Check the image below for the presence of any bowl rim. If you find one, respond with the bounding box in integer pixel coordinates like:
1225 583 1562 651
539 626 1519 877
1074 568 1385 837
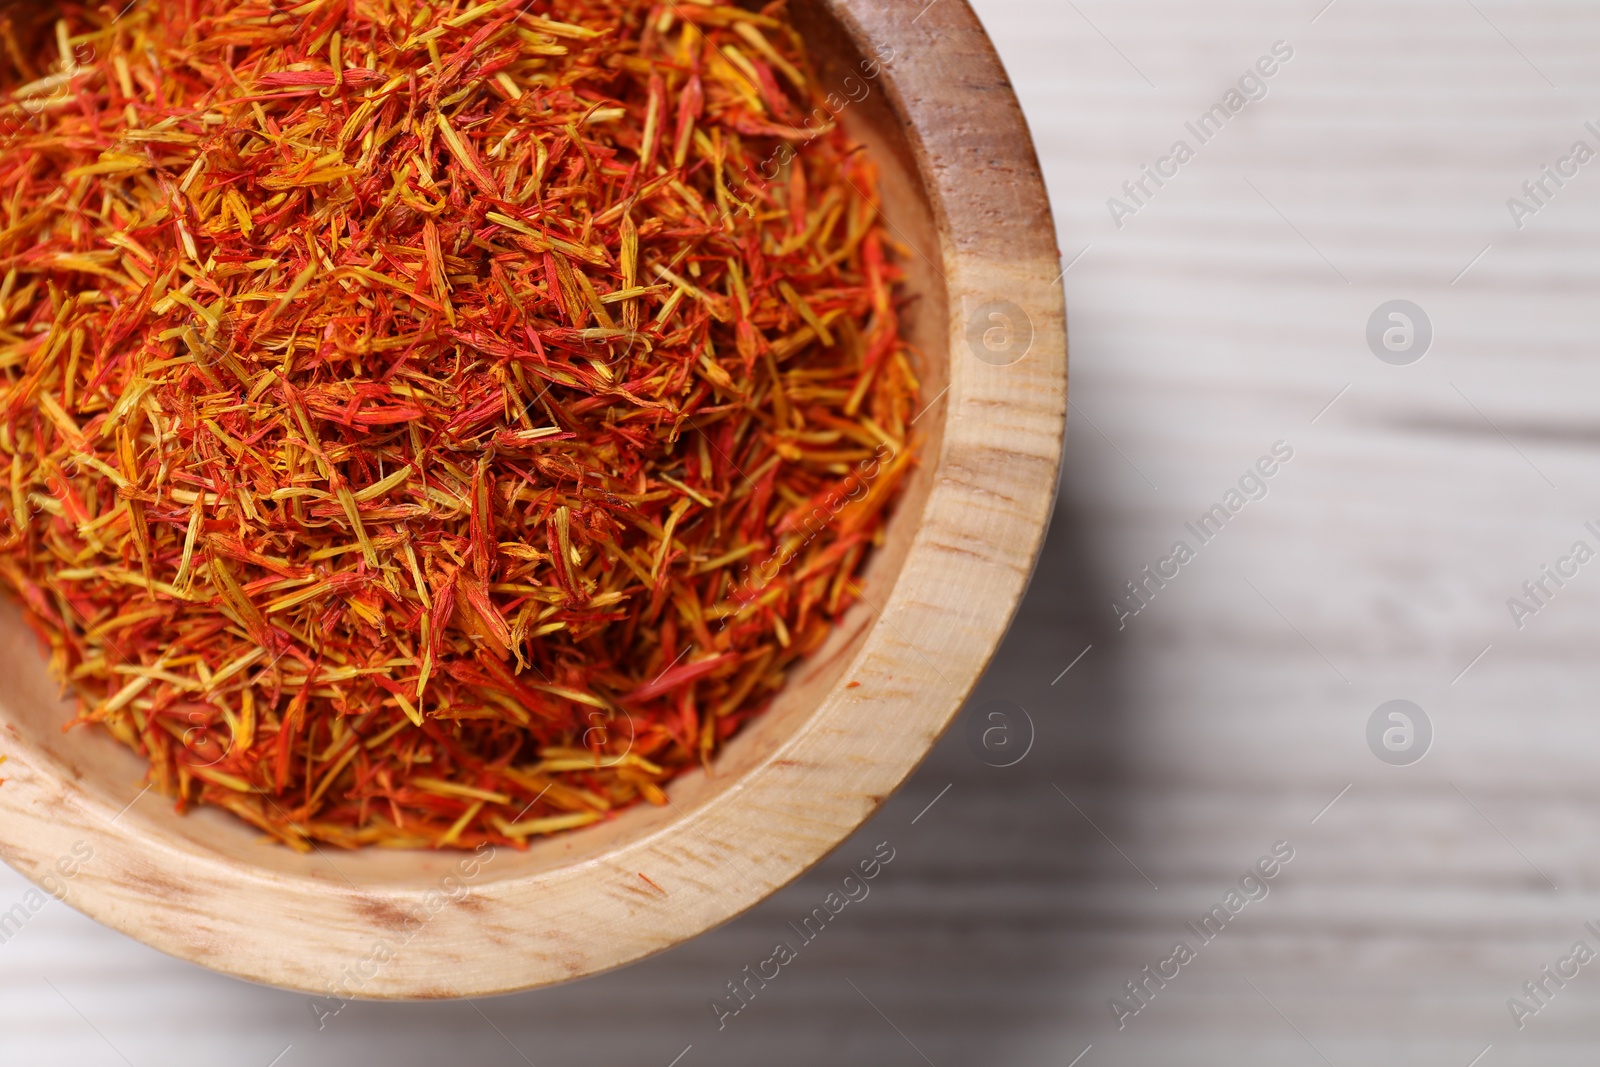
0 0 1066 998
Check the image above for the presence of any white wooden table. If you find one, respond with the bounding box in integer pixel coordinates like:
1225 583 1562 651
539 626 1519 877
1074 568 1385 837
5 1 1599 1063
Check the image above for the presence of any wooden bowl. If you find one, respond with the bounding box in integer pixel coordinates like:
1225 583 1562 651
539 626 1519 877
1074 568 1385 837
0 0 1065 996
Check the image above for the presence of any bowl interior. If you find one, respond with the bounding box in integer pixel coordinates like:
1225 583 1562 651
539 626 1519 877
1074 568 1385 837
0 3 950 894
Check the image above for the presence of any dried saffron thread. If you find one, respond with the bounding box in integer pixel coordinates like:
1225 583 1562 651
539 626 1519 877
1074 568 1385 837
0 0 918 851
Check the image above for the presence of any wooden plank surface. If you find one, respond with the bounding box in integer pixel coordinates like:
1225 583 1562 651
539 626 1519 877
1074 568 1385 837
4 0 1599 1063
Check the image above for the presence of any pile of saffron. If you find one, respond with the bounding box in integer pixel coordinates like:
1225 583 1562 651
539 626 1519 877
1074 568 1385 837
0 0 917 849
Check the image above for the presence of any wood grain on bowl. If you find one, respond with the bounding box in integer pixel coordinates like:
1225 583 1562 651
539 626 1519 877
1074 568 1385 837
0 0 1065 996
